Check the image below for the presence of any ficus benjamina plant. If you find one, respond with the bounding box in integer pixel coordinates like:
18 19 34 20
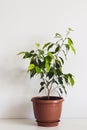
18 28 76 99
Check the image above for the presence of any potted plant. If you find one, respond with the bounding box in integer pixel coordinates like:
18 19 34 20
18 28 76 127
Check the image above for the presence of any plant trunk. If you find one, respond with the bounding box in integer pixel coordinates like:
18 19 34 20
47 82 53 100
47 89 50 100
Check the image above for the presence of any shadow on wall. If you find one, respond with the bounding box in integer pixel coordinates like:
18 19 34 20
0 53 40 95
0 57 39 118
0 97 34 119
0 55 33 91
8 102 34 119
0 64 28 85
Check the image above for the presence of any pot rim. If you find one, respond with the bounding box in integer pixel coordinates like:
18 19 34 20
31 96 64 104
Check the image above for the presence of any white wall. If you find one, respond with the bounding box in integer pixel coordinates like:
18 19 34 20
0 0 87 118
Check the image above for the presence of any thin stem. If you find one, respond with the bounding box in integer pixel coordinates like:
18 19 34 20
47 79 53 99
48 89 50 100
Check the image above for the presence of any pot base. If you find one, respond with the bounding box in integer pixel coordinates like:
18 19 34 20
36 120 60 127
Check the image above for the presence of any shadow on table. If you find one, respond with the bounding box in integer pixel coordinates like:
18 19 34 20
10 118 37 126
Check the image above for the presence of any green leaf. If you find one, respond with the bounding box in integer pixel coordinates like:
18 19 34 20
36 43 40 48
68 38 76 54
45 57 51 72
55 60 61 68
65 44 70 51
19 50 35 59
55 45 60 52
29 69 36 78
61 85 67 94
30 58 37 66
70 45 76 54
28 64 35 71
64 74 69 84
45 61 50 72
40 82 45 86
68 27 73 31
43 42 51 49
53 79 58 85
48 52 54 59
18 52 33 59
17 52 25 55
35 66 41 74
46 68 54 79
23 52 32 59
38 49 44 55
55 33 62 38
32 53 37 57
68 74 75 86
69 77 74 86
30 50 34 53
58 77 63 85
59 88 63 94
39 87 44 93
62 50 67 59
47 44 54 50
68 38 73 46
54 69 57 75
59 57 64 64
56 67 62 76
50 51 56 54
45 56 51 64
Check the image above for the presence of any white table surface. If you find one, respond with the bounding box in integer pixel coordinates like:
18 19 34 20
0 118 87 130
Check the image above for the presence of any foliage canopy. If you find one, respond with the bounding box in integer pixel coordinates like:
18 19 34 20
18 28 76 99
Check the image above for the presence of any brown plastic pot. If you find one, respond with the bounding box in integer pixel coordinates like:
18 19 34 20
31 96 64 127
